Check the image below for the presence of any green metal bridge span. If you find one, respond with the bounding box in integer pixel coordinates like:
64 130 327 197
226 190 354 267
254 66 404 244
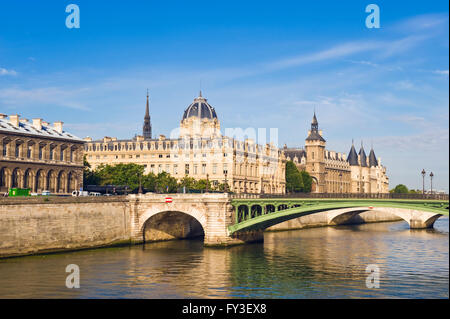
228 198 449 234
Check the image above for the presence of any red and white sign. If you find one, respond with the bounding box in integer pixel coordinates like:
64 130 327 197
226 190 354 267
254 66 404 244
165 197 173 203
368 206 374 209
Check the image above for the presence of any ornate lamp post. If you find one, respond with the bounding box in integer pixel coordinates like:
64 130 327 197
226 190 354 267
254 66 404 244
430 172 434 195
421 169 426 195
138 171 143 194
224 171 228 193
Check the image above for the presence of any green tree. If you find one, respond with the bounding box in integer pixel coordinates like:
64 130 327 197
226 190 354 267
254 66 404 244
299 170 312 193
154 172 178 193
95 163 144 191
83 155 100 186
285 161 303 193
142 172 157 192
178 176 196 190
392 184 409 193
194 179 211 191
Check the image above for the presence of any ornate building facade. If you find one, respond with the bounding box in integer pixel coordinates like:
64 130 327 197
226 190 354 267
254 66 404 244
84 92 286 194
283 113 389 193
0 114 84 194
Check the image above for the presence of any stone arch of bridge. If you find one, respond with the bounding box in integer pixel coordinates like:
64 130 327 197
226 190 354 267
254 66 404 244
327 207 442 229
139 207 207 243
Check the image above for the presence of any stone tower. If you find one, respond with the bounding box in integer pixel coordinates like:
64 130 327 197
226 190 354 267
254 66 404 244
143 90 152 139
305 112 326 193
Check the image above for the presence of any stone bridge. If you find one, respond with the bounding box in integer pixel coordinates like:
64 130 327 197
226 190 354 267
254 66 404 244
129 194 448 246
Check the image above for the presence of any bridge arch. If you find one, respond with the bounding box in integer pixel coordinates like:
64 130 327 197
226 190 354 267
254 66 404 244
229 200 447 234
327 207 443 229
139 208 207 243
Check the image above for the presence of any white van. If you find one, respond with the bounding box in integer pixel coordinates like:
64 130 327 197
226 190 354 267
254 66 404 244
72 190 89 197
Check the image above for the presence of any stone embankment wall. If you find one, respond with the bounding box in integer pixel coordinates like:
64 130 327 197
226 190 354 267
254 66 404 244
0 197 130 258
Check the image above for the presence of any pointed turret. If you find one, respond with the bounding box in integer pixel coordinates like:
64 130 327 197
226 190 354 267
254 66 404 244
143 90 152 139
368 147 378 167
359 141 367 167
347 140 359 166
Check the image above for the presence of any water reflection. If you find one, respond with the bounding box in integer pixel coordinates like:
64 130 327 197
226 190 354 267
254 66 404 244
0 218 448 298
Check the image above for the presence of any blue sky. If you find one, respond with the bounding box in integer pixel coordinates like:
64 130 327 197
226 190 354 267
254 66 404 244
0 1 448 191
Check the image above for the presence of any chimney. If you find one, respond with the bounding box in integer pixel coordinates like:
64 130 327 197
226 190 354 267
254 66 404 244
32 118 43 130
53 121 63 133
0 113 7 119
9 114 20 127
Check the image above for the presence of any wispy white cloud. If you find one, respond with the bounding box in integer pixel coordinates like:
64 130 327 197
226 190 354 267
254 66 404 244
0 87 90 110
0 67 17 76
434 69 449 76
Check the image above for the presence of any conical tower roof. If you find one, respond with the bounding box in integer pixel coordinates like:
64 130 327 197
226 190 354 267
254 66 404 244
368 147 378 167
359 142 368 167
347 141 358 166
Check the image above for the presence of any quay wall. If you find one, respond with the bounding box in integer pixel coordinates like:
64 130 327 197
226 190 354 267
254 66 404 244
0 197 130 258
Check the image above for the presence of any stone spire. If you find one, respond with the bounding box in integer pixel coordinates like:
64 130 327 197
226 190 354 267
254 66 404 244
143 90 152 139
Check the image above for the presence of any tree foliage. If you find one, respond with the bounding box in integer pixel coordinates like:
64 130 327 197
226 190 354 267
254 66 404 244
300 170 313 193
286 161 303 192
391 184 409 193
285 161 312 193
84 162 224 193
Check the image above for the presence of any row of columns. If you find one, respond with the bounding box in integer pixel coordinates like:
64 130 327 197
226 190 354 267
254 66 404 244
0 166 80 194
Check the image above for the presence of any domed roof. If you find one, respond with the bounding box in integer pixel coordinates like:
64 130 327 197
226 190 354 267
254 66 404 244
182 91 218 121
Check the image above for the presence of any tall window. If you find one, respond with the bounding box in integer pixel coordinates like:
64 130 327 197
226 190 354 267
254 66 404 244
193 164 198 175
2 142 7 156
185 164 189 175
202 164 206 174
27 145 32 158
15 144 20 158
212 163 217 174
173 164 178 175
39 145 44 160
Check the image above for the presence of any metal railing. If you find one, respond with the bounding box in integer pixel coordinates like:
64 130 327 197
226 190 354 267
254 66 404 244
231 192 449 200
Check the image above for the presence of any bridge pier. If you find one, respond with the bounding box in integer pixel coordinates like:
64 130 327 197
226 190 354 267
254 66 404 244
409 214 442 229
205 230 264 247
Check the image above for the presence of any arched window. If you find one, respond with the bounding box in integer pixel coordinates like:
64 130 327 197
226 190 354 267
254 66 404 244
24 169 31 189
11 168 19 188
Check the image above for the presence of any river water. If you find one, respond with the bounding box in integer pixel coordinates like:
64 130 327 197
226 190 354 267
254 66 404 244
0 218 448 299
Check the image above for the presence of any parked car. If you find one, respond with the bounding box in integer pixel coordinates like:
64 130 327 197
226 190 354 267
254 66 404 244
89 192 101 197
41 190 51 196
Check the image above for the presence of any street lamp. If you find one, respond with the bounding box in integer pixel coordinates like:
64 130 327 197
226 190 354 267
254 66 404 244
430 172 434 195
138 172 143 194
421 169 426 195
224 171 228 193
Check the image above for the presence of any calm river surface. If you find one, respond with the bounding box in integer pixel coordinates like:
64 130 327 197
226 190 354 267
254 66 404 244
0 218 448 298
